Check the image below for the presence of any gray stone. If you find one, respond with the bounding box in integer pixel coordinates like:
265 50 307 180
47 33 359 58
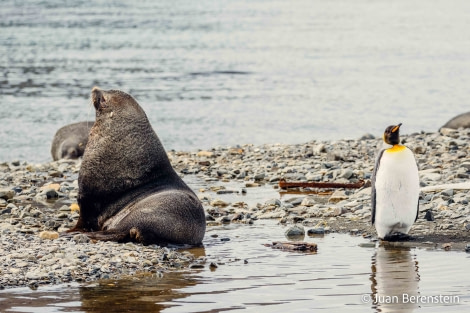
265 199 282 207
300 197 316 207
340 169 353 179
285 225 305 238
441 189 454 197
73 234 90 244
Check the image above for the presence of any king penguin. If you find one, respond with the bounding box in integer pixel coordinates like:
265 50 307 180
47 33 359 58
371 123 420 240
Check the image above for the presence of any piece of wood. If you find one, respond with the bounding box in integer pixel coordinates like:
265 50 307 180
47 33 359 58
264 241 318 252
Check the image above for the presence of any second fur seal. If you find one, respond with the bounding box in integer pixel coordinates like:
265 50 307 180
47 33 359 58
51 121 94 160
440 111 470 130
69 87 206 245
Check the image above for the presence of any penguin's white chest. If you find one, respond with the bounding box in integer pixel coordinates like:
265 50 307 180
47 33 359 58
374 147 419 238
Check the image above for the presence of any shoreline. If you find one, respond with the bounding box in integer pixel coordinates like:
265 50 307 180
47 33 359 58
1 128 469 289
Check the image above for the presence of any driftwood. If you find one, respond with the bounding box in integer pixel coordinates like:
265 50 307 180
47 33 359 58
279 179 365 190
264 241 318 252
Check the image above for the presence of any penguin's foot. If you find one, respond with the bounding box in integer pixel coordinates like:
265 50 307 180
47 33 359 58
383 232 414 242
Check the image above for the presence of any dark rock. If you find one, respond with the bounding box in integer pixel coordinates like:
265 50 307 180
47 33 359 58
307 227 325 235
424 210 434 221
0 208 12 215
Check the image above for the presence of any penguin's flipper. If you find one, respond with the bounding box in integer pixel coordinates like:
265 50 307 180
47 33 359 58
371 149 385 225
415 203 419 222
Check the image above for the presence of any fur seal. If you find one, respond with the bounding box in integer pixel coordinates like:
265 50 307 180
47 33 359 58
440 111 470 129
51 121 93 160
69 87 206 245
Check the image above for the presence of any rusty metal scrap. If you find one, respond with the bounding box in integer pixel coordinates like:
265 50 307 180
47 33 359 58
278 179 365 190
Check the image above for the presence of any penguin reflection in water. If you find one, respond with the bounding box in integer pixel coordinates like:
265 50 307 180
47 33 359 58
371 123 420 240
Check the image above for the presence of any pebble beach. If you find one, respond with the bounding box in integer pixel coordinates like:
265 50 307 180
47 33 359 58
1 128 469 290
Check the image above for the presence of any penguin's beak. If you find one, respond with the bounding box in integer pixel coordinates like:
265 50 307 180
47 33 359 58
392 123 402 133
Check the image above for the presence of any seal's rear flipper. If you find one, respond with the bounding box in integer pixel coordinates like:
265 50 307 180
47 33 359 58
83 230 130 243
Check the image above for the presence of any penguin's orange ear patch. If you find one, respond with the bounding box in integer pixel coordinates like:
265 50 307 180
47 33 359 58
386 145 406 153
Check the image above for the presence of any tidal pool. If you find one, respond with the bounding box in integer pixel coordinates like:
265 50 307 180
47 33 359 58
0 219 468 312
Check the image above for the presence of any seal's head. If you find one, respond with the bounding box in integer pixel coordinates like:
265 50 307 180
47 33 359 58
60 140 80 159
91 87 141 119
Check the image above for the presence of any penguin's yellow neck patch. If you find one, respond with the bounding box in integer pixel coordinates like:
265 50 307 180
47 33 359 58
386 144 406 153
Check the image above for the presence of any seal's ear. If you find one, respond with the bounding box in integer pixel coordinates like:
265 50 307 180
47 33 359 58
91 87 106 110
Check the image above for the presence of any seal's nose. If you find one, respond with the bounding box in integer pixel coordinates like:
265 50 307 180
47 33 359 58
91 87 105 110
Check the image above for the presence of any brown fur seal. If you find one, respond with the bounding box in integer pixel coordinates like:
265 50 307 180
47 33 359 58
441 111 470 129
69 87 206 245
51 121 93 160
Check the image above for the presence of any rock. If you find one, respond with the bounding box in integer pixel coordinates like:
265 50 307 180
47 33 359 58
25 271 47 280
332 207 347 216
38 188 59 199
73 234 90 243
313 144 326 155
413 146 426 154
307 227 325 235
285 225 305 238
210 199 230 207
340 169 353 179
441 189 454 197
39 231 59 240
216 216 231 224
327 150 344 161
196 151 214 157
285 197 304 206
420 172 442 181
253 173 265 181
300 197 316 207
40 183 61 191
0 189 15 200
70 203 80 212
265 199 282 207
442 243 452 251
329 190 348 203
424 210 434 221
305 172 322 181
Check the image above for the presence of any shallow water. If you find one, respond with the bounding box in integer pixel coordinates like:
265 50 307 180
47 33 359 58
0 221 469 313
1 0 470 162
